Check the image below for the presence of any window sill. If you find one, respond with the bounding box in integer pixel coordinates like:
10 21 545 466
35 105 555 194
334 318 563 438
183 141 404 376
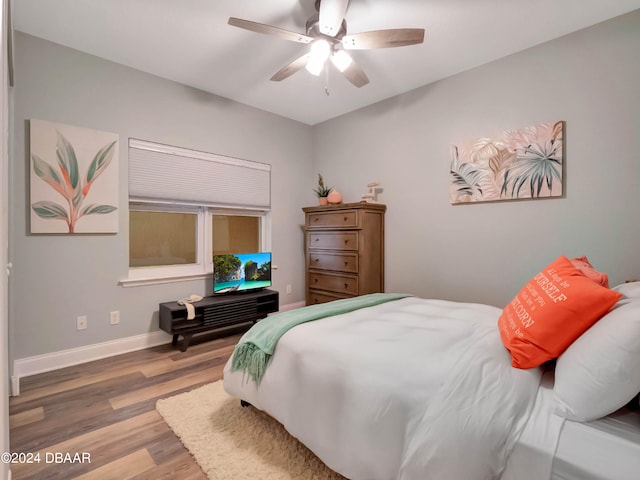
119 273 208 288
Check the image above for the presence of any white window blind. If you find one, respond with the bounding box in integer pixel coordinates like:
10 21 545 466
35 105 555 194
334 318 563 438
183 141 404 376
128 139 271 209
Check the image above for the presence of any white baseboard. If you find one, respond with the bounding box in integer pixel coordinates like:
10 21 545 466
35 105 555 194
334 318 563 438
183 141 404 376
10 376 19 397
11 300 305 396
11 330 172 396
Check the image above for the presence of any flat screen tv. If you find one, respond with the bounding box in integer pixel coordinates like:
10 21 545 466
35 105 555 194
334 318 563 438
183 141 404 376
213 252 272 294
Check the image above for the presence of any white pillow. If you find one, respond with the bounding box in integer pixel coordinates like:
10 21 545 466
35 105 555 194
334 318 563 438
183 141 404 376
612 281 640 298
553 298 640 422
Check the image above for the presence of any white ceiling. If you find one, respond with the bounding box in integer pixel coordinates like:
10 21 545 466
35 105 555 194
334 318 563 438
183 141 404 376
13 0 640 125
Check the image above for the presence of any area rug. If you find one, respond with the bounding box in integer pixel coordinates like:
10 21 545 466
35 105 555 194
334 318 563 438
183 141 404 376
156 381 345 480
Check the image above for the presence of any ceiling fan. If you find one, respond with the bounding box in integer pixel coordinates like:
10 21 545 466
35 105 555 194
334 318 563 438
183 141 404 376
228 0 425 88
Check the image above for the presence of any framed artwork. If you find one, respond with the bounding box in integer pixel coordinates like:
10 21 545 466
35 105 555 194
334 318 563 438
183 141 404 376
30 119 119 233
450 120 564 204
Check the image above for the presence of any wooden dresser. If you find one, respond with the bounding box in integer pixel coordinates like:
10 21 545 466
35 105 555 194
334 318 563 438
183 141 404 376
303 202 386 305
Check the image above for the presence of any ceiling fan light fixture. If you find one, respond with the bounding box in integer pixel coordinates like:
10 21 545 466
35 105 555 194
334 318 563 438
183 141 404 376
330 50 353 72
309 39 331 61
305 39 331 76
305 58 325 76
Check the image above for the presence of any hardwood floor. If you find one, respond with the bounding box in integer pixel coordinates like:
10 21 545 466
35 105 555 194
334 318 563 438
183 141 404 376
9 329 247 479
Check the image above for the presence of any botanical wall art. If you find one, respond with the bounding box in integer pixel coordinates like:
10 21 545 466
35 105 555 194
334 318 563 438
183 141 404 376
30 119 119 233
450 120 564 204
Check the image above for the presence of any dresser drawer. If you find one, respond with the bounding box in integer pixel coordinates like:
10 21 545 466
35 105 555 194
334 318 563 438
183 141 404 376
308 272 358 295
308 252 358 273
308 232 358 250
307 210 358 228
307 289 353 305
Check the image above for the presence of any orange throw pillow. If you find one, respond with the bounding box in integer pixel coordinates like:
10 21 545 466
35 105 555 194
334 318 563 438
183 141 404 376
498 255 622 369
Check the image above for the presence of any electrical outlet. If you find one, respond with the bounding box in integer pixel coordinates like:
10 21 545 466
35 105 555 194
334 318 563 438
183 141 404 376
77 315 87 330
110 311 120 325
286 284 292 295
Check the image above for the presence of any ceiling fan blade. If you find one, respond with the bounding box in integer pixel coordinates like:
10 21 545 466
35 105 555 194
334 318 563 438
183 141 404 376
318 0 349 37
334 55 369 88
228 17 313 44
270 53 311 81
342 28 425 50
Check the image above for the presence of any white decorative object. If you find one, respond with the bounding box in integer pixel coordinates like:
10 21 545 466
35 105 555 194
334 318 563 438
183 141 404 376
361 182 381 203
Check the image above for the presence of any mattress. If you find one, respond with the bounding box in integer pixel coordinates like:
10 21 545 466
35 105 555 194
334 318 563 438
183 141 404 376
506 370 640 480
552 407 640 480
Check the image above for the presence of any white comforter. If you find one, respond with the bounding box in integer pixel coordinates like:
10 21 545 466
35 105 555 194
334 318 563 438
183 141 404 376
223 297 544 480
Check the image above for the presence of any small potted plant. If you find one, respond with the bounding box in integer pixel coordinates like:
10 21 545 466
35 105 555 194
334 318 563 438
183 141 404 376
313 173 333 205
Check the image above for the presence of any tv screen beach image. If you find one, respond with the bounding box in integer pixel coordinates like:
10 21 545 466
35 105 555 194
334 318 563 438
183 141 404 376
213 252 272 293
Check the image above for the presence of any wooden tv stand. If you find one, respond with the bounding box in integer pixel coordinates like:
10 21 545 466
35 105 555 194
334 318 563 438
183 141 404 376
159 289 279 351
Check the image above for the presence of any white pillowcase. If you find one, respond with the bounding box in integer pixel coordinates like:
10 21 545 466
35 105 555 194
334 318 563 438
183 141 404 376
553 296 640 422
612 280 640 298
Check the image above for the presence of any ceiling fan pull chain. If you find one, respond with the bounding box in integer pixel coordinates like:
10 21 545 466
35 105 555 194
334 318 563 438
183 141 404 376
324 65 330 96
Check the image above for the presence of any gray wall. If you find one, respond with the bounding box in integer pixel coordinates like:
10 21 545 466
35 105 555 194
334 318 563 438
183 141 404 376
313 10 640 307
10 33 311 360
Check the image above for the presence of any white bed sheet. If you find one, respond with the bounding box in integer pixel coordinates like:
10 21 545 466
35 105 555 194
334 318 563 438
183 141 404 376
503 371 565 480
551 407 640 480
505 371 640 480
224 297 547 480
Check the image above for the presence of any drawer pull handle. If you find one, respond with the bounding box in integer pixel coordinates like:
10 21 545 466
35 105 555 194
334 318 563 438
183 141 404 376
314 278 319 283
313 258 319 262
344 282 349 288
344 239 349 244
344 261 348 266
314 217 319 222
344 216 348 222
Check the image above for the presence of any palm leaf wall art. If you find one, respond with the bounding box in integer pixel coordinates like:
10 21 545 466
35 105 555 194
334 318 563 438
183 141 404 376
30 119 119 233
449 121 564 204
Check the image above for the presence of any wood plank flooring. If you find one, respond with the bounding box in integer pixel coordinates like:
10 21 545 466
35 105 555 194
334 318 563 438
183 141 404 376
9 329 246 480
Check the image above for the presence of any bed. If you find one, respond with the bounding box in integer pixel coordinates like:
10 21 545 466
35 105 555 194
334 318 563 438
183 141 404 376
223 257 640 480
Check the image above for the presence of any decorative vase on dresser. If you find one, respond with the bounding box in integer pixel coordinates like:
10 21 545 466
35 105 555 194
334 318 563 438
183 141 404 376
302 202 386 305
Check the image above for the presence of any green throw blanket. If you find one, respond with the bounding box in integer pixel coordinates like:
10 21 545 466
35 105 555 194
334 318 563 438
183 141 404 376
230 293 411 384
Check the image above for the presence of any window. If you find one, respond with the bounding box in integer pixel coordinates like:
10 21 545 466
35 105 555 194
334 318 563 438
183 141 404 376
212 214 260 255
124 139 271 286
129 209 197 267
127 204 269 284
